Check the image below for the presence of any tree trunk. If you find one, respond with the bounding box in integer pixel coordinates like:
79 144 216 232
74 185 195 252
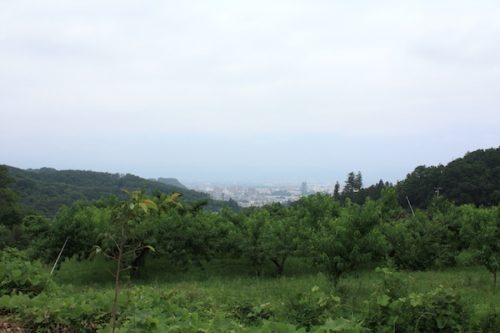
131 247 149 278
270 256 287 276
494 270 497 290
111 246 123 333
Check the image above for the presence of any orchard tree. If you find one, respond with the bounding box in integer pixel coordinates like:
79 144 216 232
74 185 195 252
262 204 310 275
381 212 444 270
471 206 500 289
125 192 184 275
237 209 270 276
49 203 111 261
150 209 231 271
95 190 180 333
315 199 386 285
293 193 341 231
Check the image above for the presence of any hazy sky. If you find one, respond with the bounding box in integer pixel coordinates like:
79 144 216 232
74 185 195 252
1 1 499 184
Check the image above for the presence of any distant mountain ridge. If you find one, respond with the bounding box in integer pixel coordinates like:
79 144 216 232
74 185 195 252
3 165 236 216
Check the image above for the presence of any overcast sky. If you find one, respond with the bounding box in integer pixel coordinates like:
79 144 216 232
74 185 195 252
1 1 499 184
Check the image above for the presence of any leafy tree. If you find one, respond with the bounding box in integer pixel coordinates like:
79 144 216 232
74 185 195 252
236 209 270 276
0 166 23 247
46 202 111 262
378 188 404 220
382 212 444 270
333 181 340 200
262 204 309 275
397 165 444 209
354 172 363 191
469 205 500 289
148 208 232 273
292 193 341 231
397 147 500 208
17 214 51 257
96 190 180 333
315 200 387 285
343 172 356 194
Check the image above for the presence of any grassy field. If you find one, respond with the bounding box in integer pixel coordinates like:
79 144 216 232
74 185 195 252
51 256 500 327
2 255 498 332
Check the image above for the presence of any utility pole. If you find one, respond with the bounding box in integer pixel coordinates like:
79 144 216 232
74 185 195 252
406 196 415 216
434 186 443 198
50 237 69 275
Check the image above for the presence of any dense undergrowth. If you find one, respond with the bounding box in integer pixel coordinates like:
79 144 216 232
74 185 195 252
0 253 499 332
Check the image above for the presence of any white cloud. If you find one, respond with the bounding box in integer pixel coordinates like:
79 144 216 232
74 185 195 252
0 0 499 182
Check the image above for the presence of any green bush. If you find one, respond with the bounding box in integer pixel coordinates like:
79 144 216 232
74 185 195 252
0 288 112 332
0 248 50 297
231 301 274 325
472 306 500 333
286 286 341 329
365 268 471 332
311 318 369 333
366 286 469 333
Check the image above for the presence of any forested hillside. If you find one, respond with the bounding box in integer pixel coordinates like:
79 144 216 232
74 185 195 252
397 147 500 208
2 166 236 215
334 147 500 209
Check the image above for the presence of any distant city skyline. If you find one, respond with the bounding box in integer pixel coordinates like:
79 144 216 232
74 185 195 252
1 1 499 184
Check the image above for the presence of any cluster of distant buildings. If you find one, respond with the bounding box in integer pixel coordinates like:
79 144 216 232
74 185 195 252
187 182 335 207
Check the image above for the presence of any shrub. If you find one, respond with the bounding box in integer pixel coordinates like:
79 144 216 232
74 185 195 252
311 318 369 333
0 248 50 297
231 301 274 325
471 306 500 333
365 268 471 332
366 286 469 333
286 286 341 329
0 288 111 332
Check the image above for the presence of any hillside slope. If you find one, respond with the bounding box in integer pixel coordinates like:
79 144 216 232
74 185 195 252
3 166 236 215
397 147 500 207
156 177 186 189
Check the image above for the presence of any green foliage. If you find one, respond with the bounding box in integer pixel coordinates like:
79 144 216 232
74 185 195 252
3 164 236 216
315 200 387 284
0 265 496 333
472 306 500 333
382 212 446 270
312 318 368 333
232 204 312 276
3 149 500 332
292 193 341 231
0 166 23 229
398 147 500 208
0 288 111 332
375 267 408 300
231 301 274 325
0 248 50 297
47 203 111 261
149 209 232 271
236 209 271 276
469 205 500 288
286 286 341 329
17 214 51 252
367 269 470 333
0 166 24 249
